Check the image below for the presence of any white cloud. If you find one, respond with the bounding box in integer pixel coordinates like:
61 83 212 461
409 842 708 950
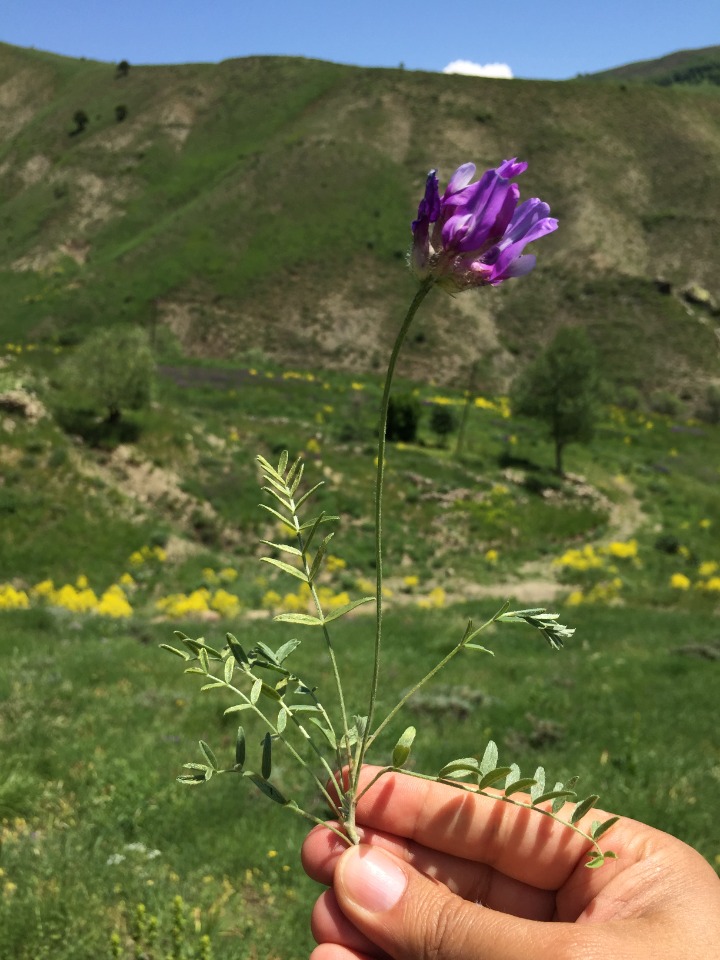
442 60 514 79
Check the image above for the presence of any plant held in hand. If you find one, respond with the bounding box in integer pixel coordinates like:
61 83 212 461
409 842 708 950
162 159 618 868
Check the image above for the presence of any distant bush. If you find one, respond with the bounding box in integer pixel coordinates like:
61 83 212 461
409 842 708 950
429 404 457 444
654 533 680 555
696 384 720 424
386 393 421 443
615 385 642 410
649 390 683 417
70 109 89 136
61 325 155 425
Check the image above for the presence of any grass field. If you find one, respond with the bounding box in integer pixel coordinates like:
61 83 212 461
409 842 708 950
1 345 719 958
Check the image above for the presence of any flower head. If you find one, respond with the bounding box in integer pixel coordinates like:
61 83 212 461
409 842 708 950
411 159 557 290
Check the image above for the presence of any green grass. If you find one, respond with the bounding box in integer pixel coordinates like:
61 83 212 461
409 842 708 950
1 344 719 957
1 601 718 960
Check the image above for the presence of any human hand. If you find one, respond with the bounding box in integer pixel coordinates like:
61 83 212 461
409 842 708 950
302 766 720 960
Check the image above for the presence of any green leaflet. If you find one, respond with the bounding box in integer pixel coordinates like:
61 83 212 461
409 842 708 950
571 795 600 824
439 758 480 779
294 481 325 511
259 539 302 557
477 766 513 790
322 597 375 623
392 726 416 768
273 613 323 626
261 733 272 779
260 557 308 582
224 656 235 684
199 741 218 770
275 639 301 663
479 741 498 775
504 777 538 798
159 643 191 660
258 503 295 531
308 533 334 583
235 726 246 768
530 767 546 802
591 816 620 841
244 772 288 805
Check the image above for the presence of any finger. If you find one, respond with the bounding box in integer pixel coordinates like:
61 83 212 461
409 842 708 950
311 889 390 958
349 767 620 890
310 945 376 960
332 843 585 960
303 822 556 920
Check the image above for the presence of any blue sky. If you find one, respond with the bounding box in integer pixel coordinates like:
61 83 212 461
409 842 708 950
2 0 719 80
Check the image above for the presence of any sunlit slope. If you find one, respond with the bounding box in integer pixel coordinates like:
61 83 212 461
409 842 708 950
1 43 719 393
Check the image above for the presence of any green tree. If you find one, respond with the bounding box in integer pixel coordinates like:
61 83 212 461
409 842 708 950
429 404 457 446
386 393 421 443
70 109 89 136
63 326 155 424
511 327 599 476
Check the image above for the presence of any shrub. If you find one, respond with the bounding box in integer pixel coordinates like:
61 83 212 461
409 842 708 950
429 404 457 444
60 325 155 425
386 393 421 443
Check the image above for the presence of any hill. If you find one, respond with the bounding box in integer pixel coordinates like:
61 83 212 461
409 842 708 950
590 45 720 87
1 42 719 397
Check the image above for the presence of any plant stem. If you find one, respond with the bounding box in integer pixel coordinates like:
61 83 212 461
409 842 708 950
351 277 434 794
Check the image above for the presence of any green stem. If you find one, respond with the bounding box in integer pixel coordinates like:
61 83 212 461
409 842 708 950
377 768 605 857
367 605 505 750
291 510 353 778
351 277 435 794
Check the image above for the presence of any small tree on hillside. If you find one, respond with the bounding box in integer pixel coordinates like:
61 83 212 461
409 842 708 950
70 109 89 136
429 403 457 446
63 326 155 424
386 393 421 443
511 327 600 476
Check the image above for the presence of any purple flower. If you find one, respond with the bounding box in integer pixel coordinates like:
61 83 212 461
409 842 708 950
411 159 558 290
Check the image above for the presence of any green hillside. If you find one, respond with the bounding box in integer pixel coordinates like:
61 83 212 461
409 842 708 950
591 45 720 87
1 42 719 398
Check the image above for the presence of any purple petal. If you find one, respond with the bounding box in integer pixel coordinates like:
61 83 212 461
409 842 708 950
444 162 476 198
412 170 440 233
491 254 537 283
496 157 528 178
444 174 517 253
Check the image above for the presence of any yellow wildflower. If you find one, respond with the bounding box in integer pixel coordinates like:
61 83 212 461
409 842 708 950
670 573 691 591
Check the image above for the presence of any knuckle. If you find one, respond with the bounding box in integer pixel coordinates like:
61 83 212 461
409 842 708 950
419 894 465 960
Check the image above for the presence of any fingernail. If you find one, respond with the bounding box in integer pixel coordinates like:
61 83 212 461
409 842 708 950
341 846 408 913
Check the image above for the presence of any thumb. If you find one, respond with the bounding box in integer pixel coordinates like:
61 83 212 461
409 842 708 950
333 844 552 960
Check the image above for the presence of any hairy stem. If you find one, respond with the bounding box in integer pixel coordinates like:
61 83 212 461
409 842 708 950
352 277 435 795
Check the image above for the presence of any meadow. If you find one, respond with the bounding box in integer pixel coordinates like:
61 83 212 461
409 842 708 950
1 345 720 959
